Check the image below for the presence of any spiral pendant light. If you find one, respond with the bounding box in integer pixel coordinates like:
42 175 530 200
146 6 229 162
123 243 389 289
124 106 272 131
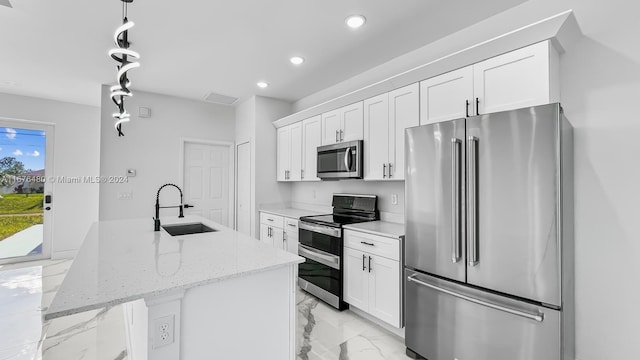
109 0 140 136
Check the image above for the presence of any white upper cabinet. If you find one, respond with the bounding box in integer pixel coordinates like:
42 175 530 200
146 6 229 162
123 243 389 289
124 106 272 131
276 126 290 182
363 93 389 180
321 102 363 145
420 66 474 125
277 116 320 182
364 83 419 181
301 116 321 181
289 122 302 181
473 41 558 115
388 83 419 180
420 41 559 124
341 102 364 143
277 122 302 182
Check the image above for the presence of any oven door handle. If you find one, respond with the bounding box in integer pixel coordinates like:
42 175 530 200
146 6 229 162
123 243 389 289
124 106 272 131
298 244 340 270
299 221 342 238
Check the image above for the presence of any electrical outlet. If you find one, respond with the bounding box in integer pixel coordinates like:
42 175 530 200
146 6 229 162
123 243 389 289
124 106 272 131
153 315 174 348
117 192 133 200
391 194 398 205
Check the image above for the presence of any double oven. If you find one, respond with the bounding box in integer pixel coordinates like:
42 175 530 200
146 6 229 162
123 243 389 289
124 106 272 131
298 221 345 309
297 194 378 310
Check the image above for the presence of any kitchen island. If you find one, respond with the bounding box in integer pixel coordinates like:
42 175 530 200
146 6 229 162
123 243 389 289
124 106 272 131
45 216 303 360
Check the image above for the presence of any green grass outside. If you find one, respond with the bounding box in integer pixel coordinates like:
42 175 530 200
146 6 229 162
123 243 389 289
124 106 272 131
0 215 43 241
0 193 44 214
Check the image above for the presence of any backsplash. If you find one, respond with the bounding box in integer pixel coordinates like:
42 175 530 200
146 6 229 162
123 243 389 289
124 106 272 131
290 180 405 223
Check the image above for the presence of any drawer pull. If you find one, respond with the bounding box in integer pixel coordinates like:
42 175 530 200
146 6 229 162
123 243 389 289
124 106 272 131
267 219 273 222
360 241 375 246
287 223 297 227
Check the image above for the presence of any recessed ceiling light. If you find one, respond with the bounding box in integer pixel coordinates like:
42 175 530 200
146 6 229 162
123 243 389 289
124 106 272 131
345 15 366 29
257 82 269 89
290 56 305 65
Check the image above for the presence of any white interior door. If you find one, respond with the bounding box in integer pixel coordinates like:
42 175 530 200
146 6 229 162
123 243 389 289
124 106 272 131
236 141 251 236
0 120 53 264
183 142 231 226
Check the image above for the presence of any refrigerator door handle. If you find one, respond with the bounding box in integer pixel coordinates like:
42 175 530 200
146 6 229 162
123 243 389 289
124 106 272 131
451 138 462 263
467 136 479 266
407 274 544 322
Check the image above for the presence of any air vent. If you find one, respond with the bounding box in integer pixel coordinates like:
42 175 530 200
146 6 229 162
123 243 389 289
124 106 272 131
204 92 238 106
0 0 12 8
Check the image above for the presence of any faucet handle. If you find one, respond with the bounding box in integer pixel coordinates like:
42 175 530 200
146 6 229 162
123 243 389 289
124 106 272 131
184 204 194 208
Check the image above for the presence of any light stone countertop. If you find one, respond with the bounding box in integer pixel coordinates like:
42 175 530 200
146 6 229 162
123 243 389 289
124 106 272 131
343 221 405 239
259 206 324 219
45 215 303 320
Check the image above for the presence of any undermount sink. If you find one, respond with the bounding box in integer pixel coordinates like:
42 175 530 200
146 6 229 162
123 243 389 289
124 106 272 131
162 222 217 236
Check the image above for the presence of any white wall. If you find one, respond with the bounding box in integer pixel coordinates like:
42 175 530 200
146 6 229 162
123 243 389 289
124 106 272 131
291 181 404 221
290 2 640 359
99 86 235 221
0 92 100 258
235 97 256 237
235 96 292 238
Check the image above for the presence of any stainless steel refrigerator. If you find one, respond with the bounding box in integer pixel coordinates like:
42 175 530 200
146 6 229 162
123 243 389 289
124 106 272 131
404 103 574 360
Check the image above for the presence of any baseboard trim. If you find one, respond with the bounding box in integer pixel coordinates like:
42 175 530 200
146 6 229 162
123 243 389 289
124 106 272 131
349 306 405 338
51 250 77 260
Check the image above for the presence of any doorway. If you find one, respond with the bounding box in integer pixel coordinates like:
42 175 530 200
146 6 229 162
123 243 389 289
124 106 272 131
181 140 234 227
0 120 54 264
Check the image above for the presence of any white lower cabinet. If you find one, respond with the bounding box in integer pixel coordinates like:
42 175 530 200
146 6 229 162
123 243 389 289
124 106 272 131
259 212 298 254
343 229 402 328
344 247 370 310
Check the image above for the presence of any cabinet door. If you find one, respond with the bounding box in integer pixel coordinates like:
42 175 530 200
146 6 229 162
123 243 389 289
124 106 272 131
271 227 285 250
284 218 299 254
420 66 473 125
473 41 552 115
343 247 369 311
389 83 419 180
276 126 290 181
289 122 302 181
321 109 342 145
368 254 401 328
363 93 389 180
260 224 274 246
302 116 321 181
341 102 364 142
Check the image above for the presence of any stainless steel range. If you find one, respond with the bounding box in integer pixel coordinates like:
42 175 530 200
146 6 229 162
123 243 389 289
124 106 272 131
298 194 378 310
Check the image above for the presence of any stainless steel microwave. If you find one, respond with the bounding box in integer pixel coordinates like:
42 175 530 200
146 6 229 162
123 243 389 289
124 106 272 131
316 140 363 180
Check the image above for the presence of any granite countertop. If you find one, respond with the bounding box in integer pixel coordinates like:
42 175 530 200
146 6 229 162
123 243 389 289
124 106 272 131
259 206 324 219
45 216 303 320
343 221 405 239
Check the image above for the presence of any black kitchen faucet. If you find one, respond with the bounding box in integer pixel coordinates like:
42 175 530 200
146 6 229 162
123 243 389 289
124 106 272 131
154 183 193 231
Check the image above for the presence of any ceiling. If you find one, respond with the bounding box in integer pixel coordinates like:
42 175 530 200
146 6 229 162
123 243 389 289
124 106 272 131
0 0 526 107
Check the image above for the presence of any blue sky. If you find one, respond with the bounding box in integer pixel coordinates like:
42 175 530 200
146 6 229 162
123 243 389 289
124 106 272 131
0 127 45 171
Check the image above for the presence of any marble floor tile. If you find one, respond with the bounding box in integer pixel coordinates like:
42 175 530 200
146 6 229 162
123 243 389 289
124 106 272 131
295 288 412 360
0 259 128 360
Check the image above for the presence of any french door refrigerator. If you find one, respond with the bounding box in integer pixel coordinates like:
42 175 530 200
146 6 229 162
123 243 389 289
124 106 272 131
404 103 574 360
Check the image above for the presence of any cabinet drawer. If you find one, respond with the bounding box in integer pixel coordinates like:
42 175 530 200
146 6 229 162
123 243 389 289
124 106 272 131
344 230 400 261
260 212 284 228
284 218 299 232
